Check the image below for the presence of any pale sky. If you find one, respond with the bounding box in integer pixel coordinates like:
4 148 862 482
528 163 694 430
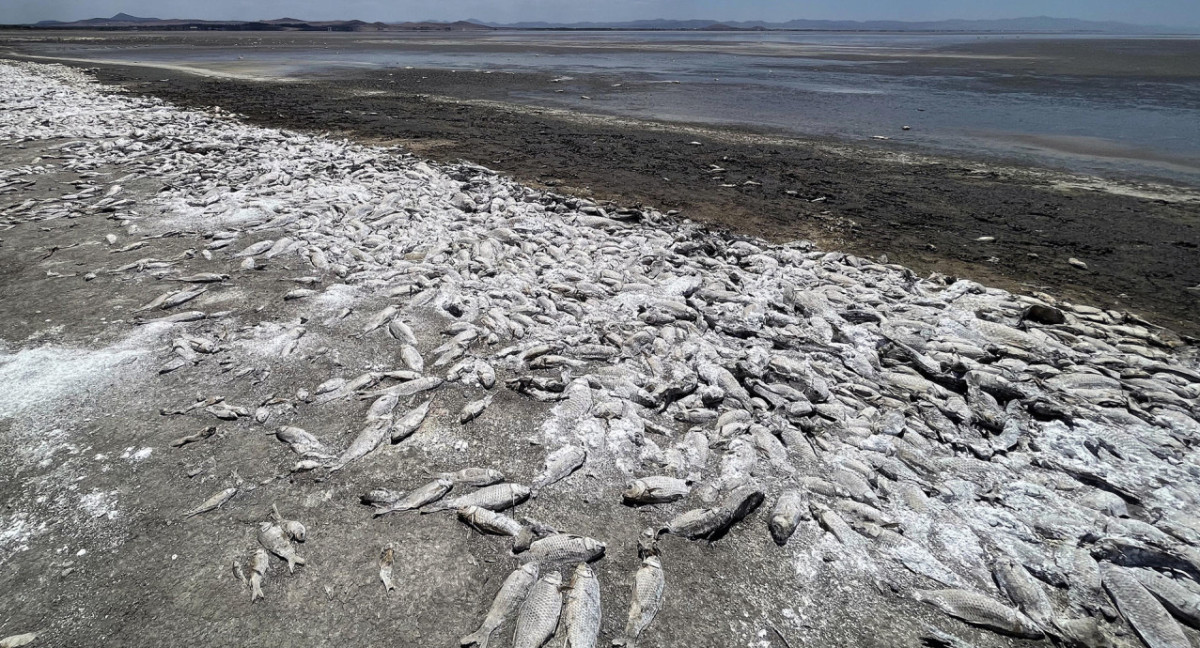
6 0 1199 27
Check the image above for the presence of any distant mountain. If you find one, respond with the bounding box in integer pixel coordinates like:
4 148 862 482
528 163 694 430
22 14 495 31
491 16 1198 34
16 14 1196 34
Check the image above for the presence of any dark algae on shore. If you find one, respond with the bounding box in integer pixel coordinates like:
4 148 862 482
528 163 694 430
35 60 1200 336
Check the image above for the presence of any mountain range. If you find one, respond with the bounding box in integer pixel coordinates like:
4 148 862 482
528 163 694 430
13 13 1197 34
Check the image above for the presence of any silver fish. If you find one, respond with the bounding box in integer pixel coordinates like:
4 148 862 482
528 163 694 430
616 556 665 648
248 548 269 602
513 571 563 648
458 506 524 537
380 544 396 593
271 505 307 542
400 345 424 372
768 489 808 546
992 556 1054 631
361 305 399 335
182 487 237 519
376 478 454 516
438 467 505 487
388 319 418 345
522 535 606 567
460 563 540 648
531 445 586 497
426 483 531 513
258 522 306 573
329 419 391 472
1101 564 1190 648
1134 568 1200 629
623 476 689 505
563 563 602 648
391 400 432 443
271 426 332 459
461 395 493 424
912 589 1042 639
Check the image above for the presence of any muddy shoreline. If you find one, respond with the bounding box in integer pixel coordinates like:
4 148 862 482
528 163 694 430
11 53 1198 335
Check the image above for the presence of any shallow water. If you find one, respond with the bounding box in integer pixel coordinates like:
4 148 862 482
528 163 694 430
26 31 1200 185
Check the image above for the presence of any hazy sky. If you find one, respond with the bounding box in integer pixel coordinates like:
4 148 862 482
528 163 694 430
6 0 1200 27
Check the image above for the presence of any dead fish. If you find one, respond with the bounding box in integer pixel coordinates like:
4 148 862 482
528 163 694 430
360 305 399 336
258 522 306 573
388 319 418 345
514 518 561 554
425 483 531 513
513 571 563 648
0 634 38 648
768 489 808 546
329 420 391 472
623 476 690 505
461 396 493 424
380 544 396 593
360 376 443 400
183 487 237 519
458 505 524 537
437 467 505 487
912 589 1043 639
522 535 606 567
1133 568 1200 629
1101 564 1190 648
563 563 602 648
365 392 400 422
375 478 454 516
206 403 248 420
616 556 665 648
248 548 269 602
235 240 274 257
531 445 587 497
271 504 307 542
391 400 432 443
992 556 1055 631
271 426 333 459
476 361 496 389
171 273 227 283
284 288 317 301
161 287 207 309
400 345 424 372
460 563 540 648
170 426 216 448
361 488 402 510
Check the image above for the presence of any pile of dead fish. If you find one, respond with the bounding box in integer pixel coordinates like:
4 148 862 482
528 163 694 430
4 60 1200 647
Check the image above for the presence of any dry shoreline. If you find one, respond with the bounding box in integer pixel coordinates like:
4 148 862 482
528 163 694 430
2 44 1198 336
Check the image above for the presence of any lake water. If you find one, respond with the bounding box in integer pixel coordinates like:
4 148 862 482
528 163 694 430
23 31 1200 185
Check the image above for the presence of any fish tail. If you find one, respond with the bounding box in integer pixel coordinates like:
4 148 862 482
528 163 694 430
459 628 491 648
251 581 264 601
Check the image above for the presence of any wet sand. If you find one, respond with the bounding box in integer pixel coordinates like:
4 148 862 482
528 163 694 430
2 34 1198 335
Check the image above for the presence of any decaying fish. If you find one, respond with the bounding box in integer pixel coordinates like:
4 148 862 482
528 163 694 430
438 467 506 487
258 522 306 573
271 504 307 542
379 544 396 593
461 563 540 648
248 548 269 602
170 426 216 448
531 445 587 497
768 489 808 546
375 478 454 516
912 589 1042 639
329 419 391 472
513 571 563 648
623 476 690 505
616 556 665 648
458 505 525 537
271 426 333 459
391 400 432 443
563 562 602 648
182 486 237 519
1101 564 1190 648
460 395 493 424
522 535 606 567
426 483 531 513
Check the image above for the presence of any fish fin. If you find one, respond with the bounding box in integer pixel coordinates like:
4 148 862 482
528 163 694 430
459 630 491 648
251 582 264 601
